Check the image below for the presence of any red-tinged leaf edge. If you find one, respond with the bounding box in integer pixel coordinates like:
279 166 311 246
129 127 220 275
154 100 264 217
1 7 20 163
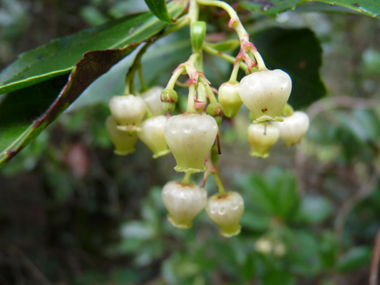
0 45 138 167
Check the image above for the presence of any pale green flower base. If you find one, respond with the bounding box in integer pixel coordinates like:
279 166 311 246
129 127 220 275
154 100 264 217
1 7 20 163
167 214 192 229
152 149 171 159
250 150 269 158
174 165 207 173
116 125 141 132
253 115 284 123
219 225 241 238
114 148 136 156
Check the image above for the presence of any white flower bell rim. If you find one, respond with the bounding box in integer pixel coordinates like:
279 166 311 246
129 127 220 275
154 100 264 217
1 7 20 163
218 81 242 118
247 123 279 158
109 95 147 132
105 116 138 156
239 69 292 123
138 115 171 159
165 113 218 173
273 111 310 146
162 181 208 229
205 191 244 237
142 86 166 116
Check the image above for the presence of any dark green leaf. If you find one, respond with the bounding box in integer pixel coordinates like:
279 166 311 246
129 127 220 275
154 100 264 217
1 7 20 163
263 269 296 285
240 0 302 17
144 0 175 23
293 195 333 224
336 246 372 272
0 2 187 167
240 0 380 18
252 27 326 109
0 1 186 95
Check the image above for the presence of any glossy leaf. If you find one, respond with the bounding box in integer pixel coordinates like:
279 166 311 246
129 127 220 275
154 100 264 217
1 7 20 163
252 27 326 109
0 2 187 167
0 1 186 95
144 0 175 23
240 0 380 18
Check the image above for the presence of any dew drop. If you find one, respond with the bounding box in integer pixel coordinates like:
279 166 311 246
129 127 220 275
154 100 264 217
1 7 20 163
218 206 226 215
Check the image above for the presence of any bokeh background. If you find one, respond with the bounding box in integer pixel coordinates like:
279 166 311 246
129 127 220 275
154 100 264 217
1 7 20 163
0 0 380 284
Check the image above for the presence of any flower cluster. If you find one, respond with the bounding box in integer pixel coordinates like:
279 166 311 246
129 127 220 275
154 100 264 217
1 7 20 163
105 0 310 237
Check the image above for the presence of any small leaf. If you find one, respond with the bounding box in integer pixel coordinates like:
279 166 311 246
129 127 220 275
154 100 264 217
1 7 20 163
206 40 240 52
144 0 175 23
293 195 333 224
336 246 372 272
252 27 326 108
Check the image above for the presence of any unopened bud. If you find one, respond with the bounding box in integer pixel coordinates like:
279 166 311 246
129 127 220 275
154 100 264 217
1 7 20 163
161 89 178 114
206 103 224 125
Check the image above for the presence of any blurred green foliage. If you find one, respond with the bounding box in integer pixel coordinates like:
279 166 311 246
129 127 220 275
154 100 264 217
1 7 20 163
0 0 380 284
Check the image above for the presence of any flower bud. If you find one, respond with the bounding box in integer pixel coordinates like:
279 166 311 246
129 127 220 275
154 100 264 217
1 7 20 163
138 115 170 158
205 191 244 237
206 102 224 125
142 86 166 116
165 113 218 173
109 95 147 132
218 81 242 118
161 89 178 114
162 181 207 229
247 123 279 158
239 69 292 123
272 111 309 146
105 116 138 155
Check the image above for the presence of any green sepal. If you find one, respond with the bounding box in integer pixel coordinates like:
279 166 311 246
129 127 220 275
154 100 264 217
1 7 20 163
161 88 178 114
206 102 224 125
282 103 294 117
191 21 206 52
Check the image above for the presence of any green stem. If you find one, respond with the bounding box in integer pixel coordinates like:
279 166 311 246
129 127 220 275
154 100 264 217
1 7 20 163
199 76 217 103
196 0 249 44
250 50 267 71
187 83 197 113
138 63 148 92
229 59 242 82
166 66 186 89
203 43 250 74
181 172 192 185
162 16 190 37
212 172 226 194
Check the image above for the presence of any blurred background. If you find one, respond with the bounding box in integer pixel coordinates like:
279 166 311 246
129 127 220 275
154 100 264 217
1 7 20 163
0 0 380 284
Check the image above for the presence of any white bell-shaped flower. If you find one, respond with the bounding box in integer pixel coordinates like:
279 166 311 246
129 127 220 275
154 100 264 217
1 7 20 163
109 95 147 132
247 123 279 158
239 69 292 123
165 113 218 173
105 116 138 156
273 111 309 146
218 81 242 118
162 181 208 229
138 115 170 158
142 86 166 116
206 191 244 237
